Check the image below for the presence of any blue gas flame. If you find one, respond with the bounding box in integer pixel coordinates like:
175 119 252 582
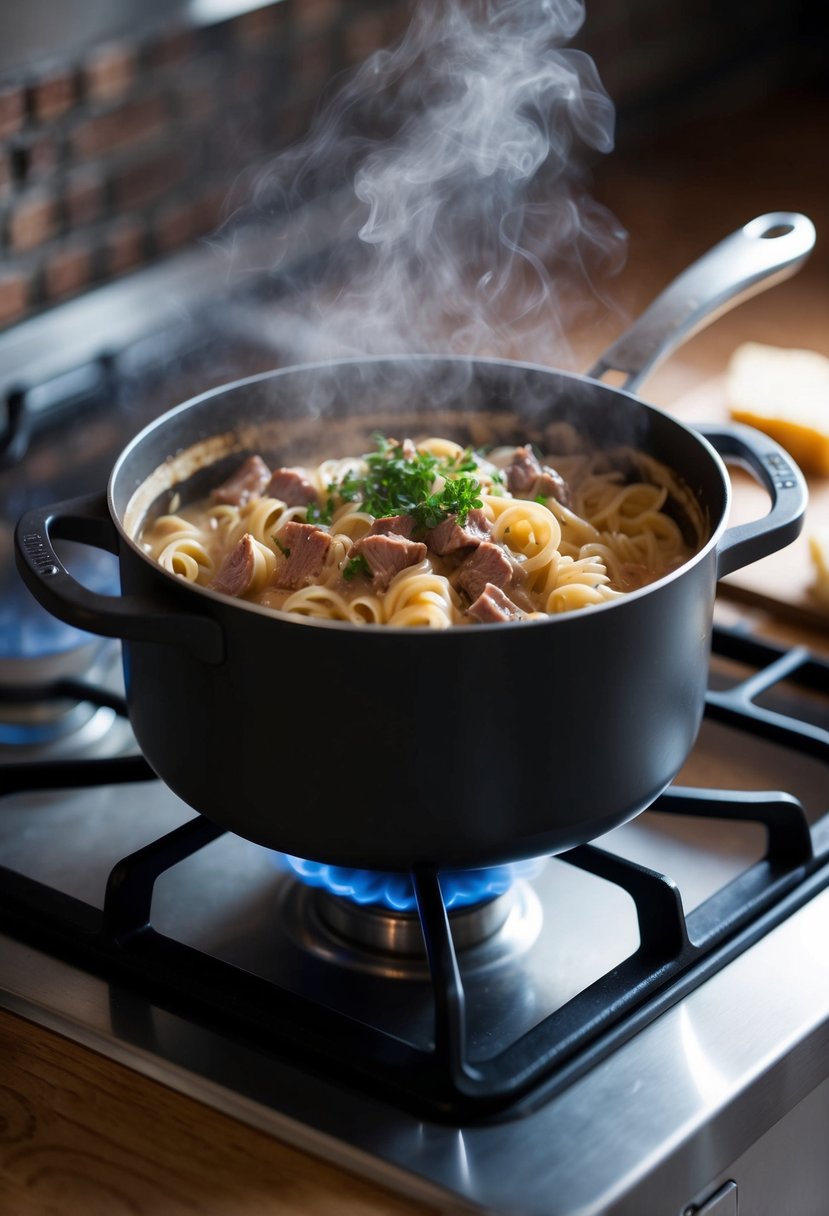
278 854 548 912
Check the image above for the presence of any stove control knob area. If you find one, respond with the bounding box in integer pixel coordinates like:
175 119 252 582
683 1180 738 1216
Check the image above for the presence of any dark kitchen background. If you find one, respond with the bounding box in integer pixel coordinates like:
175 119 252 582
0 0 826 329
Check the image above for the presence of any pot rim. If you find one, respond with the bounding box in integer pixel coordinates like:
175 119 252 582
109 353 731 634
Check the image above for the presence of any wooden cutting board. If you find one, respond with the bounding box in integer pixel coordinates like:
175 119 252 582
661 373 829 630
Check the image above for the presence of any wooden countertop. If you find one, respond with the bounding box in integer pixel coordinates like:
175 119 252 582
0 1013 438 1216
2 88 828 1215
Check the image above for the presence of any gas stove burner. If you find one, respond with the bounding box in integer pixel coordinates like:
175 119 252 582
282 876 544 978
0 538 119 671
0 641 130 758
276 855 548 974
315 884 516 956
0 696 116 752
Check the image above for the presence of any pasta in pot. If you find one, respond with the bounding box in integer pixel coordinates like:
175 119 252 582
139 436 702 628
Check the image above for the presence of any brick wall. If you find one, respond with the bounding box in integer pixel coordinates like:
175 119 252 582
0 0 409 329
2 0 816 331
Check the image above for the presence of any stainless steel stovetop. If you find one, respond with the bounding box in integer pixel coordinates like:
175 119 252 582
0 628 828 1216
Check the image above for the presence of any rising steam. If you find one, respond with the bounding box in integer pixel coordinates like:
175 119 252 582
236 0 626 366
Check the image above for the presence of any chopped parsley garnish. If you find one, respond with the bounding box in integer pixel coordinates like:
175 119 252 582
413 475 483 529
338 438 439 518
343 552 371 581
306 495 335 525
275 538 291 557
333 436 483 529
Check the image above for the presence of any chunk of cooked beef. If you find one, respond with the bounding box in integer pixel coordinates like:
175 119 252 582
506 445 542 495
267 466 318 507
427 507 492 556
456 540 513 602
467 583 525 624
535 464 572 508
351 533 427 591
368 514 417 539
209 532 257 598
505 446 571 506
210 455 271 507
274 521 332 590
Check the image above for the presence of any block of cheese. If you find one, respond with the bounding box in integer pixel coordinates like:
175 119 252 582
726 342 829 475
809 530 829 609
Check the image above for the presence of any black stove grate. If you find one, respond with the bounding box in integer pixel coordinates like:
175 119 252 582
1 624 828 1121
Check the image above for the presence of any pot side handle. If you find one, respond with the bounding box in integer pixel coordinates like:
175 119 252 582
695 423 809 580
15 492 225 665
589 213 816 394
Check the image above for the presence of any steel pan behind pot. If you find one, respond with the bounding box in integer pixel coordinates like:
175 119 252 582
15 215 813 870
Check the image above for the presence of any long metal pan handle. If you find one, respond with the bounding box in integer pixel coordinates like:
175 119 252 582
589 213 816 394
696 422 809 580
15 493 225 664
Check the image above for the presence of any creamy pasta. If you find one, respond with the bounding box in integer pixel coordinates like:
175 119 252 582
139 436 702 628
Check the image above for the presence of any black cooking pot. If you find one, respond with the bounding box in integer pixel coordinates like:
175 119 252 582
15 213 813 870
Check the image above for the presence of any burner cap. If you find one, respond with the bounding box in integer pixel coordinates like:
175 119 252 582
278 876 544 979
315 887 515 956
